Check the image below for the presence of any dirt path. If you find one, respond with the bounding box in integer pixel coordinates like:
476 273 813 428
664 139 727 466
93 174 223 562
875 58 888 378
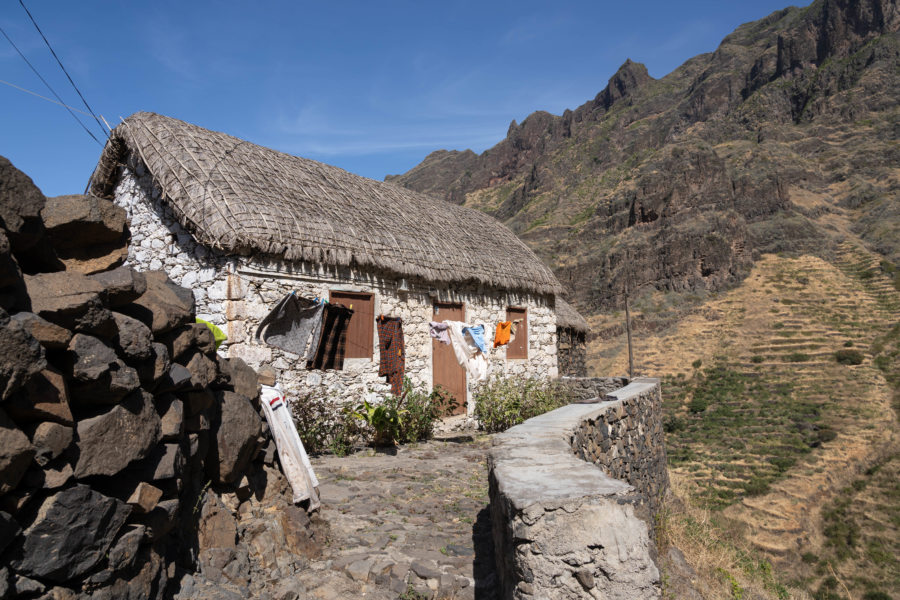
295 433 497 600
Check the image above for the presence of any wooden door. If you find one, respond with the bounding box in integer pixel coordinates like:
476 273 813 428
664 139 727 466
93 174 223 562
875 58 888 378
432 302 467 415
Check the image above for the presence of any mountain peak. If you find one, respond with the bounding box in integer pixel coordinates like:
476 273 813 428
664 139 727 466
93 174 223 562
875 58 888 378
595 59 654 110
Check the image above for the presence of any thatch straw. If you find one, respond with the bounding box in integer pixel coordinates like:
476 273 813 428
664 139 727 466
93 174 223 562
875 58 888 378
556 298 590 332
90 112 562 296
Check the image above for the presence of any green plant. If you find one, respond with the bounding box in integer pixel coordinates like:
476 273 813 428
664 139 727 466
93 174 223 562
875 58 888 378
392 380 458 443
352 398 402 446
353 378 459 446
291 393 362 455
692 358 703 369
786 352 810 362
474 376 573 433
834 349 864 365
398 583 428 600
750 355 765 363
843 340 854 347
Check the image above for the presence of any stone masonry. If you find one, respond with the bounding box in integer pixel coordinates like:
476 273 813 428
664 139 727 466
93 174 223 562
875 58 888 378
114 163 558 413
571 377 669 518
488 379 667 600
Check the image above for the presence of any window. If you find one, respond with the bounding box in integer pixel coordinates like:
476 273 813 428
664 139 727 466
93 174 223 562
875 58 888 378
329 291 374 358
506 307 527 359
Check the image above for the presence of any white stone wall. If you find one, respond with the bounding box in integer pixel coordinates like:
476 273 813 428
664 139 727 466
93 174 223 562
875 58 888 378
113 164 558 413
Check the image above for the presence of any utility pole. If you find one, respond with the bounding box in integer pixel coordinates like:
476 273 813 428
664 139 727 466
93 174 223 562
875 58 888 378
624 276 634 379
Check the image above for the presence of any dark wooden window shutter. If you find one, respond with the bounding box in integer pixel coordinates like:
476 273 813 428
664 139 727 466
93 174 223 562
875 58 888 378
329 291 374 358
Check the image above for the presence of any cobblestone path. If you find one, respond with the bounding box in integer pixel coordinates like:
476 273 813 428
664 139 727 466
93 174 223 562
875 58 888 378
295 433 498 599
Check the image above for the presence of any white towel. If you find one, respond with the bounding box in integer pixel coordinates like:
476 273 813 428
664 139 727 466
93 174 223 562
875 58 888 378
260 384 320 511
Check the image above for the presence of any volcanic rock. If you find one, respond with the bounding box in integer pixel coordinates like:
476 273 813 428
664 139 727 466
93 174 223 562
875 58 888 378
4 367 74 425
66 333 140 405
11 483 130 582
209 391 261 484
90 266 147 308
10 311 72 350
0 155 60 273
25 271 115 338
0 308 45 400
111 312 153 362
120 271 195 335
74 390 161 478
0 407 34 494
29 421 73 466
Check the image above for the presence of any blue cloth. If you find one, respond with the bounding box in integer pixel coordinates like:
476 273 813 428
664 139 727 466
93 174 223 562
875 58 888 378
462 324 488 354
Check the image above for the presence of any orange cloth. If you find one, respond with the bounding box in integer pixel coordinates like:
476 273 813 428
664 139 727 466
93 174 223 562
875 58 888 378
494 321 511 348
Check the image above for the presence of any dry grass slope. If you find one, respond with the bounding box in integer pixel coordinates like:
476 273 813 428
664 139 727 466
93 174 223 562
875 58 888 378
591 249 899 599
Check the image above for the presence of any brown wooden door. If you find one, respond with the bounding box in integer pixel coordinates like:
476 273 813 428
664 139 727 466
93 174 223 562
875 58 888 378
432 302 467 415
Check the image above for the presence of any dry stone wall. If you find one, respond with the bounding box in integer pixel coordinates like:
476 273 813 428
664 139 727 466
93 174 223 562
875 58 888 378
0 157 321 599
114 161 558 413
570 377 669 519
556 329 587 377
488 378 667 600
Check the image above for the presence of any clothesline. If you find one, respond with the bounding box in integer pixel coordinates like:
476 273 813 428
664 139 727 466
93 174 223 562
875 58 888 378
255 291 525 392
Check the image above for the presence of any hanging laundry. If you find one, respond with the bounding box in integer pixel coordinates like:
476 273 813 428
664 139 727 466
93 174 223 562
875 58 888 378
494 321 512 348
468 353 489 382
509 318 524 343
255 292 324 359
429 321 451 345
197 318 227 349
259 384 320 510
463 324 489 355
446 320 475 366
377 316 405 396
445 320 490 382
307 303 353 370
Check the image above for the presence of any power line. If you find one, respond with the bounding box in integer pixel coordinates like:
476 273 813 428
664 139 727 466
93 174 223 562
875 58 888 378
0 24 102 145
18 0 108 141
0 77 96 118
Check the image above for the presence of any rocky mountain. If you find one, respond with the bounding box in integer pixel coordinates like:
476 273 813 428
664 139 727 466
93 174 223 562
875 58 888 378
388 0 900 312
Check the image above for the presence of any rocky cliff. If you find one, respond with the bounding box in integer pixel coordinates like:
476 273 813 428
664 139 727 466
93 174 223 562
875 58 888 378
0 157 320 599
388 0 900 311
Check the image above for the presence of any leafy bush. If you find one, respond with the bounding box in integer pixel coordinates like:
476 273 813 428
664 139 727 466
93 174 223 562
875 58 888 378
353 378 458 446
786 352 810 362
843 340 854 347
834 349 864 365
750 355 765 363
474 376 573 433
291 393 362 456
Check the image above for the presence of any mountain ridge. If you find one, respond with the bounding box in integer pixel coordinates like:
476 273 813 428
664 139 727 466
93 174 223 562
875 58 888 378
387 0 900 313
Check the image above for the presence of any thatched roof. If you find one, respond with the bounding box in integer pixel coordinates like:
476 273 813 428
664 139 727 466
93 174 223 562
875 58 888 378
556 298 590 332
90 112 562 296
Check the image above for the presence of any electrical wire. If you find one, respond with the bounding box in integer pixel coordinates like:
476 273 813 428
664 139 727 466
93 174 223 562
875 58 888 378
18 0 108 141
0 77 96 117
0 24 102 145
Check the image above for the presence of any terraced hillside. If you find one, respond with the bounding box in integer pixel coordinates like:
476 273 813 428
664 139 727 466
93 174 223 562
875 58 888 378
592 248 898 598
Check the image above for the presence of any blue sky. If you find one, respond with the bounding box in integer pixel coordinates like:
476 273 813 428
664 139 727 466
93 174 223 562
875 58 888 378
2 1 802 197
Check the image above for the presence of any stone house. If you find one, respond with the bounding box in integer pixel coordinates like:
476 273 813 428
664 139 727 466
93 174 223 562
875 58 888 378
89 112 587 412
555 298 589 377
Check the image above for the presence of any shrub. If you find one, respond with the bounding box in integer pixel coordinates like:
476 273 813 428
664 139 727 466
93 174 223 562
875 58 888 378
834 349 864 365
743 477 770 496
354 378 459 446
474 376 572 433
692 359 703 369
392 380 457 443
843 340 854 347
786 352 810 362
750 355 765 363
291 393 362 456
